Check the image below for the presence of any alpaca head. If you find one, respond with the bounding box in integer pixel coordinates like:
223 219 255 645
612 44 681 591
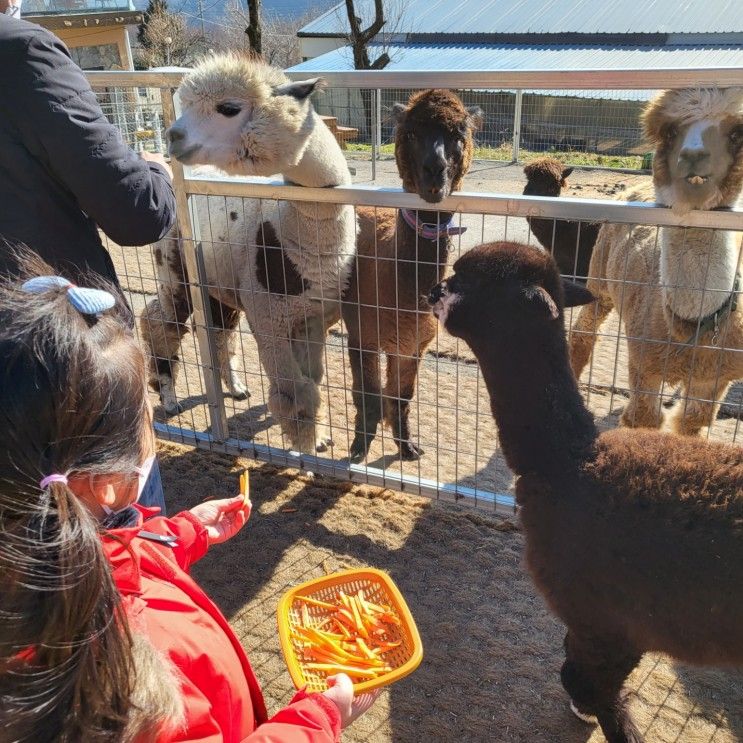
166 53 324 177
523 158 574 198
428 242 594 346
392 89 482 204
643 87 743 212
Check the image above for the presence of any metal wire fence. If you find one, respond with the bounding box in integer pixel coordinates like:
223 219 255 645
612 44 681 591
86 68 743 514
314 87 649 169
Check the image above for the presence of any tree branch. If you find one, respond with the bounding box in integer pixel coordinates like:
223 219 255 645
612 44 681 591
344 0 387 70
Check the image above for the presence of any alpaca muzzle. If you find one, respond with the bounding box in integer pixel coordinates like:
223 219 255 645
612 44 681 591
428 282 445 306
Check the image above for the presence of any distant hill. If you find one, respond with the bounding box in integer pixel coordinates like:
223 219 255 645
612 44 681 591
134 0 338 26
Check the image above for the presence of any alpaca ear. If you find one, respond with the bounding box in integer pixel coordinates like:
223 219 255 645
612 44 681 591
561 279 595 308
391 102 408 124
561 166 574 180
524 285 560 320
273 78 325 100
466 105 484 131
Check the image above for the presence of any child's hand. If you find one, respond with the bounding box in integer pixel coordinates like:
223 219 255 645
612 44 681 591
321 674 380 729
189 496 251 545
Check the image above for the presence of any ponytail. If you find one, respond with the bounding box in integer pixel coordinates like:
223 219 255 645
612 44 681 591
0 481 134 740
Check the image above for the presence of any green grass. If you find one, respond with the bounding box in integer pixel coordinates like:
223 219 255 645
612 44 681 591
346 142 396 155
345 142 645 170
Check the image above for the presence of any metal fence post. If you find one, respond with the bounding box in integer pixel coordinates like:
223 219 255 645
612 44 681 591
371 88 378 182
160 86 229 442
512 89 523 164
153 111 164 154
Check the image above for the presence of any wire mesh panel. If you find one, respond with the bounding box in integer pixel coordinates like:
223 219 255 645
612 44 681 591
93 83 168 155
84 69 743 513
314 86 650 170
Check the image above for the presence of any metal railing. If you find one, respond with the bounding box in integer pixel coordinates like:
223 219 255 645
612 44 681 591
86 68 743 513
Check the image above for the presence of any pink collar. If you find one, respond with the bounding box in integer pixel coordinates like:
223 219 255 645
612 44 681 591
401 208 467 240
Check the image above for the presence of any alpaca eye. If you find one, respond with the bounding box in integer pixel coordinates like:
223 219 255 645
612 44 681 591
216 102 241 118
730 126 743 145
664 124 678 141
406 131 416 141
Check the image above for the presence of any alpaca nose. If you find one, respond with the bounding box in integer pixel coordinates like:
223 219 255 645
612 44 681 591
428 283 444 305
678 145 710 170
167 127 185 144
424 159 447 179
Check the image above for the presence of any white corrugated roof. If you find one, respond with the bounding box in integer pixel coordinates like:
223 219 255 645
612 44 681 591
288 42 743 100
300 0 743 36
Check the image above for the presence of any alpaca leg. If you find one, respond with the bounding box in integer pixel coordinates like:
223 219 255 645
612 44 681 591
348 345 382 463
293 315 333 451
569 293 613 380
383 352 424 461
621 355 664 429
139 285 192 416
253 325 320 454
669 376 730 437
560 631 642 743
209 297 249 401
293 314 327 384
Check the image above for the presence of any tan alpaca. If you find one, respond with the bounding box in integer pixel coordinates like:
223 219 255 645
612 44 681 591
570 88 743 435
140 54 356 453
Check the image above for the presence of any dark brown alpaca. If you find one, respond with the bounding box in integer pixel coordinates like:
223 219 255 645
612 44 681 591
342 89 481 461
429 240 743 743
522 158 599 283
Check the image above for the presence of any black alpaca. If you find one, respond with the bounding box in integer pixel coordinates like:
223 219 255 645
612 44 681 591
522 158 599 284
429 240 743 743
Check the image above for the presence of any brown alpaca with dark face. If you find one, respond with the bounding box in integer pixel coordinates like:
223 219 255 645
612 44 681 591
522 158 599 283
430 240 743 743
342 90 481 461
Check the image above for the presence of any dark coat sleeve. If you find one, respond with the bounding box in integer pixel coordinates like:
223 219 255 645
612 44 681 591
13 29 176 246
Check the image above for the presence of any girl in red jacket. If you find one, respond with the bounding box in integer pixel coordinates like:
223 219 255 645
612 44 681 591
0 257 378 742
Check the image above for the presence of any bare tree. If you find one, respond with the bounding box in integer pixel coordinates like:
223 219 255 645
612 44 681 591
211 1 318 69
344 0 389 71
245 0 262 56
341 0 407 138
135 0 206 68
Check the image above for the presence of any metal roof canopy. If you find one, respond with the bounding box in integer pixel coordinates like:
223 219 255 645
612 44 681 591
299 0 743 37
287 43 743 99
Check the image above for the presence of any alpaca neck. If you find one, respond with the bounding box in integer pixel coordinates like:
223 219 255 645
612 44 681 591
283 112 351 188
660 227 741 320
397 211 452 270
470 326 597 477
414 208 455 224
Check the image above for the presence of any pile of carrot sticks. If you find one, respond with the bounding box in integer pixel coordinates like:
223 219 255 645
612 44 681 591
291 589 403 681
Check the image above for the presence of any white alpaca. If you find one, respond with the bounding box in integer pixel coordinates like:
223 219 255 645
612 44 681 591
140 54 356 453
570 87 743 435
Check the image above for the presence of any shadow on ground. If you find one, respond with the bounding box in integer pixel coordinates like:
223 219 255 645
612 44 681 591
157 443 743 743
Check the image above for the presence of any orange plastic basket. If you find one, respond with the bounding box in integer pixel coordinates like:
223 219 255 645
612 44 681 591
277 568 423 693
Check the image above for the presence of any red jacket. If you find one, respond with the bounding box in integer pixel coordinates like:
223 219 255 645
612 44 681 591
102 506 341 743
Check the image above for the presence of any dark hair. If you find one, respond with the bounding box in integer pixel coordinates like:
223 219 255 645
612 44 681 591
0 252 151 741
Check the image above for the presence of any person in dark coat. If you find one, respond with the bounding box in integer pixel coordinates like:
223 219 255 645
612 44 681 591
0 13 175 297
0 10 178 512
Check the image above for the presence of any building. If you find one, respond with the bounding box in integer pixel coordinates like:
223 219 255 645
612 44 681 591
290 0 743 162
23 0 142 69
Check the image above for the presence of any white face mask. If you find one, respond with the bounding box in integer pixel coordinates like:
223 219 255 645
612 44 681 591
135 454 156 501
102 455 156 516
4 0 22 17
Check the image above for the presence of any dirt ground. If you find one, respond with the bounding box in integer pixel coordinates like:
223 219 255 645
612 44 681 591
159 441 743 743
